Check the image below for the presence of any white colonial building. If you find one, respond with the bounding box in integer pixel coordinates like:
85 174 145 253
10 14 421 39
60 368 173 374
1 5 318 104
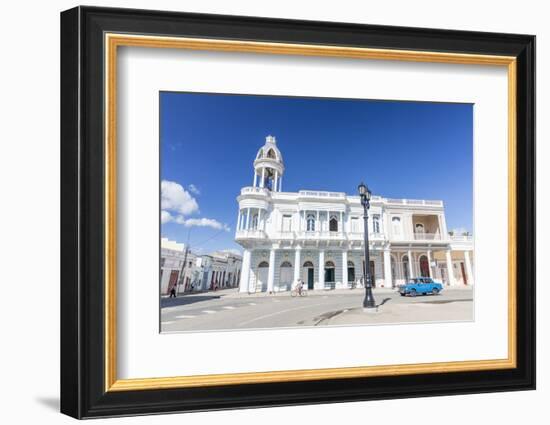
236 136 475 294
160 238 195 295
160 239 242 294
194 252 243 291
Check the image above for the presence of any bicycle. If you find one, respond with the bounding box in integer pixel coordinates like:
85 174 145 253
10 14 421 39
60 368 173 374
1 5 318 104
290 287 308 297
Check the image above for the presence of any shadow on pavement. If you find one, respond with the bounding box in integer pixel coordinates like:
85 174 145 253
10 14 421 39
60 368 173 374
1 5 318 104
418 298 472 304
377 297 392 308
161 295 221 308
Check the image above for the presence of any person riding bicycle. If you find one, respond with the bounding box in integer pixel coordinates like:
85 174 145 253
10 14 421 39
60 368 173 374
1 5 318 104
295 278 304 296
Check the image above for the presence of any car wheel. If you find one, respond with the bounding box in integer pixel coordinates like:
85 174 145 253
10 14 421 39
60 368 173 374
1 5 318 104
409 289 417 297
432 288 440 295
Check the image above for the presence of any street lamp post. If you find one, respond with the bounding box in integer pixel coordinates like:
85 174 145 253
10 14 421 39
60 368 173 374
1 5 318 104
358 182 376 309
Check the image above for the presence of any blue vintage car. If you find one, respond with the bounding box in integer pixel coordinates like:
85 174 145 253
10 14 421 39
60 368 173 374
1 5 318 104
398 277 443 296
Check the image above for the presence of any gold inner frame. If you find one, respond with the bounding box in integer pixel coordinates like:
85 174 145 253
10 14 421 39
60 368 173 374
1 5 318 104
104 33 517 392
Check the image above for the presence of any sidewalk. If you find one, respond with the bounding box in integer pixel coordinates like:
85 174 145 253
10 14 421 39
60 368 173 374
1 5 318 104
226 287 398 298
319 296 473 326
162 285 473 299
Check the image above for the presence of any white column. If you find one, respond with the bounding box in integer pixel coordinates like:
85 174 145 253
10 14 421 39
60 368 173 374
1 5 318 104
427 250 433 277
316 211 320 233
445 249 455 286
239 249 251 293
441 213 449 237
245 208 251 230
342 250 348 289
253 172 257 187
267 249 276 293
293 247 301 284
237 210 242 231
258 209 262 231
407 249 414 278
318 250 325 290
340 211 344 234
274 170 278 192
383 249 393 288
260 168 265 188
464 251 474 285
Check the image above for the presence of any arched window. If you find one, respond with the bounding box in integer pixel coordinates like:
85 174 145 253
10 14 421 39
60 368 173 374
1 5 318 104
392 216 402 235
372 215 380 233
325 261 335 268
258 261 269 268
329 215 338 232
306 214 316 231
266 148 276 159
415 223 425 234
303 261 314 268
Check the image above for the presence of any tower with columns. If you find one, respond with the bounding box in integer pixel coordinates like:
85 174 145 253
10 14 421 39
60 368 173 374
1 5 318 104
252 135 284 192
236 136 474 294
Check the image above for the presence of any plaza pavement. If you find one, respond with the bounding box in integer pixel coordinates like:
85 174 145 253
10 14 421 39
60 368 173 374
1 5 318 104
160 286 473 332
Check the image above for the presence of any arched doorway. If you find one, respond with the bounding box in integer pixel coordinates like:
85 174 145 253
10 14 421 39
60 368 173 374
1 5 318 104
419 255 430 277
255 261 269 292
347 260 355 288
402 255 410 282
278 261 292 291
390 256 397 287
325 261 336 289
362 260 377 287
303 261 314 290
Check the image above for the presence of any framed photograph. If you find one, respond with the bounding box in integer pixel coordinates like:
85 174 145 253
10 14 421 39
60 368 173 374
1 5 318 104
60 6 535 419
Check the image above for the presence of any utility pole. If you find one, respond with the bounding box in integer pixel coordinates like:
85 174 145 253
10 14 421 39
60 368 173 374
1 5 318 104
176 229 192 296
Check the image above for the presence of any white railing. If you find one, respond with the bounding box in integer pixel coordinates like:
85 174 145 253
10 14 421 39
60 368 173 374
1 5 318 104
274 231 296 240
235 229 266 239
347 231 385 240
413 233 441 240
298 190 346 199
240 186 269 195
297 231 346 240
386 198 443 207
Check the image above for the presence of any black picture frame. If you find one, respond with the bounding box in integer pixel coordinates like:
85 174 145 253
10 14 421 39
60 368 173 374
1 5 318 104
61 5 535 419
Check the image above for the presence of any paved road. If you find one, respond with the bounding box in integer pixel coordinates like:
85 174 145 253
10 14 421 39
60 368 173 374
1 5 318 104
161 287 473 332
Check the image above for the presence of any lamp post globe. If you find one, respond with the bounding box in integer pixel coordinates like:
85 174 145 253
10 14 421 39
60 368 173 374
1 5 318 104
358 182 376 309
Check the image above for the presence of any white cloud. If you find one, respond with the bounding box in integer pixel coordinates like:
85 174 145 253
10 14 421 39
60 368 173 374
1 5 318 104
161 180 229 232
184 218 230 232
160 210 173 224
161 180 199 215
162 211 230 232
188 184 200 195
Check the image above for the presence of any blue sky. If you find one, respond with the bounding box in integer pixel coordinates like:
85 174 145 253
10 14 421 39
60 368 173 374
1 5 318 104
160 92 473 254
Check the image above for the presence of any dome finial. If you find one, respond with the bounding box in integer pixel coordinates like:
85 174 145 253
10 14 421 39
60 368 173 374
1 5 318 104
266 135 276 144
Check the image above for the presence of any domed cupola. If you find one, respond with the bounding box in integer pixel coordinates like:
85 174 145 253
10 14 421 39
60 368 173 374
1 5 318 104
252 135 285 192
